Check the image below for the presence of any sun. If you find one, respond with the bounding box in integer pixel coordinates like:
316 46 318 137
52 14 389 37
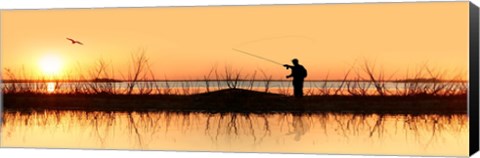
39 54 62 76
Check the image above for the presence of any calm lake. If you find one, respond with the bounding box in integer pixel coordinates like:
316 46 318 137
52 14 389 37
0 111 468 156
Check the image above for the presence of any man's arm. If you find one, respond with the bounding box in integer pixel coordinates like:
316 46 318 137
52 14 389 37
283 64 293 69
283 64 293 78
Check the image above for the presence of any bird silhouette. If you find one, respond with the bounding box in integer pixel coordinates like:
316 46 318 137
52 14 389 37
66 38 83 45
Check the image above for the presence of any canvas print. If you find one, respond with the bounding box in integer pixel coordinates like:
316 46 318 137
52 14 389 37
0 1 473 156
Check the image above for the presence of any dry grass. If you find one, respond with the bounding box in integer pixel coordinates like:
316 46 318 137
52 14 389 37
1 56 467 98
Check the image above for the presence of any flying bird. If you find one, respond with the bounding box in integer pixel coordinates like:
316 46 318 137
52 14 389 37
66 38 83 45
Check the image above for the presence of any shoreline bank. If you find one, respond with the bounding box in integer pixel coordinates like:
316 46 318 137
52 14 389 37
2 89 467 114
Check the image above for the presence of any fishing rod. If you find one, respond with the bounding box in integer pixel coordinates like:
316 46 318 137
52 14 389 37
232 48 284 66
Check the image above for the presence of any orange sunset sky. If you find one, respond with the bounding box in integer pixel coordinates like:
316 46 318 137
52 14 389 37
0 2 469 80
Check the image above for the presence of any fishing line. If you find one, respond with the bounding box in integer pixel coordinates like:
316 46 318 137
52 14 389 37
231 48 284 66
231 35 316 66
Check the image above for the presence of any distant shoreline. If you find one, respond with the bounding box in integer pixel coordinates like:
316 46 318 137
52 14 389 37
2 89 467 114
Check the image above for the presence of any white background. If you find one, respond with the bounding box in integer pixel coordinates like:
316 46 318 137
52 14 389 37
0 0 479 158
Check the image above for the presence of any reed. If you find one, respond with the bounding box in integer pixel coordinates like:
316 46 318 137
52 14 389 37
1 59 467 97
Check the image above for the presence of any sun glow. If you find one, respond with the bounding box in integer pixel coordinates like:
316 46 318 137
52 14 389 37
39 54 62 76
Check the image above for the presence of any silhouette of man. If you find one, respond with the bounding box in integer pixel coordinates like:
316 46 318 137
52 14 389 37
284 58 307 98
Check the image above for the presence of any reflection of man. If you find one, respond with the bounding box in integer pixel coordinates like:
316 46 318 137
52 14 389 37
286 115 310 141
283 58 307 98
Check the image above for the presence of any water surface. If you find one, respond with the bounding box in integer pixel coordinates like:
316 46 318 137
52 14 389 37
0 110 468 156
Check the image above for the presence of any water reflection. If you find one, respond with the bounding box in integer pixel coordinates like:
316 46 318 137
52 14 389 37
46 82 56 93
0 110 468 156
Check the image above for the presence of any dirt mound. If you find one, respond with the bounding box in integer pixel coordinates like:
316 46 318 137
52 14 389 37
189 89 295 112
193 88 283 97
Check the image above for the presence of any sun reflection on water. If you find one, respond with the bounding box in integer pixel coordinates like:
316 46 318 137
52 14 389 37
47 82 55 93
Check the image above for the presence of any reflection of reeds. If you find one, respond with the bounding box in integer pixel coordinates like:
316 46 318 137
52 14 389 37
1 110 468 149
